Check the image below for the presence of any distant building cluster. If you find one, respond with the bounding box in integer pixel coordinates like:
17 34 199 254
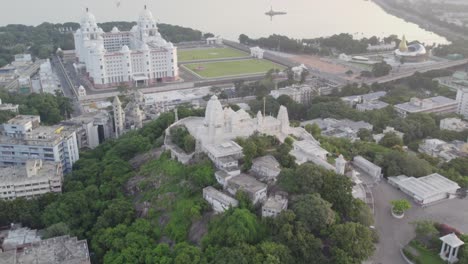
301 118 373 142
165 96 372 216
0 54 42 94
74 7 178 88
418 138 468 162
341 91 389 112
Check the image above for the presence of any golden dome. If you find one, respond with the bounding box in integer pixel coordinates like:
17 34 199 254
399 35 408 52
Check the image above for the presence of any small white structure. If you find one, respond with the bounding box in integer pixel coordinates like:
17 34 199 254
0 99 19 113
440 233 465 263
250 47 264 59
339 53 351 62
226 174 267 205
291 140 331 169
388 173 460 205
203 186 239 213
262 194 288 218
205 141 243 171
352 156 382 182
78 85 87 97
251 155 281 183
214 170 239 188
292 64 308 80
335 154 347 175
373 127 404 143
206 36 223 45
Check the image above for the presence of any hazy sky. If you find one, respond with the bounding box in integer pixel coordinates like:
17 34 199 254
0 0 448 43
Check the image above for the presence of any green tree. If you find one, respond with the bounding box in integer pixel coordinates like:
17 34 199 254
412 220 438 247
291 194 335 233
358 128 374 142
202 208 265 248
372 61 392 77
379 132 403 148
329 223 375 263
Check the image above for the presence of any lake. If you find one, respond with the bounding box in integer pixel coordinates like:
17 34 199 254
0 0 448 44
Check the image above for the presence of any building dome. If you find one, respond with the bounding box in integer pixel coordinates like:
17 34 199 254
81 9 97 25
111 27 120 33
121 45 130 52
139 6 155 22
204 95 224 127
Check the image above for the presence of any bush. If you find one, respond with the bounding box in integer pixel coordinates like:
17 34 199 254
391 199 411 215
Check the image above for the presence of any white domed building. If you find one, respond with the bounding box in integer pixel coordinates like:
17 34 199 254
74 6 178 89
394 35 428 63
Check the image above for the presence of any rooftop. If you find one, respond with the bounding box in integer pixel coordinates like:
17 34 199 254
228 174 267 194
263 195 288 211
353 156 382 171
203 186 239 206
440 233 465 247
5 115 40 126
389 173 460 200
205 141 243 158
395 96 457 113
7 235 90 264
1 227 41 251
252 155 280 171
0 160 61 184
0 125 76 146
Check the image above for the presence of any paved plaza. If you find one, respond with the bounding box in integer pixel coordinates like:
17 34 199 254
369 180 468 264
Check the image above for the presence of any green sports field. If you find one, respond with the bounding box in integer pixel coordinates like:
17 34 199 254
178 47 248 62
183 59 285 79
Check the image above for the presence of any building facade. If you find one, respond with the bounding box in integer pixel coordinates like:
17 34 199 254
74 7 178 88
456 88 468 119
0 160 63 200
0 116 79 173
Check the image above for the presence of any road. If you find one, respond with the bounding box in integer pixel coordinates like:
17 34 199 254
369 180 468 264
364 59 468 85
52 56 82 117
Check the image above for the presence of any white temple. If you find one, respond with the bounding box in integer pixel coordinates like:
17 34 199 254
166 95 328 169
74 6 178 88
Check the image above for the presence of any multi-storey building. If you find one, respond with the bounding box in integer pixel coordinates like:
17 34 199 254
0 116 79 173
394 96 457 118
0 160 63 200
74 6 178 88
456 88 468 119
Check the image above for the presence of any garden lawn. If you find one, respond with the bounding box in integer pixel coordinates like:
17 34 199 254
409 241 445 264
178 47 248 62
183 59 285 78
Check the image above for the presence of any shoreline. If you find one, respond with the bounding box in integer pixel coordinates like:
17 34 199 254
372 0 468 43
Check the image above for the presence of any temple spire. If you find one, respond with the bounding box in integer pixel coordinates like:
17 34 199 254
86 7 89 12
144 5 147 10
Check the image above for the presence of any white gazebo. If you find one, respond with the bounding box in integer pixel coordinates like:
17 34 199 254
440 233 465 263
